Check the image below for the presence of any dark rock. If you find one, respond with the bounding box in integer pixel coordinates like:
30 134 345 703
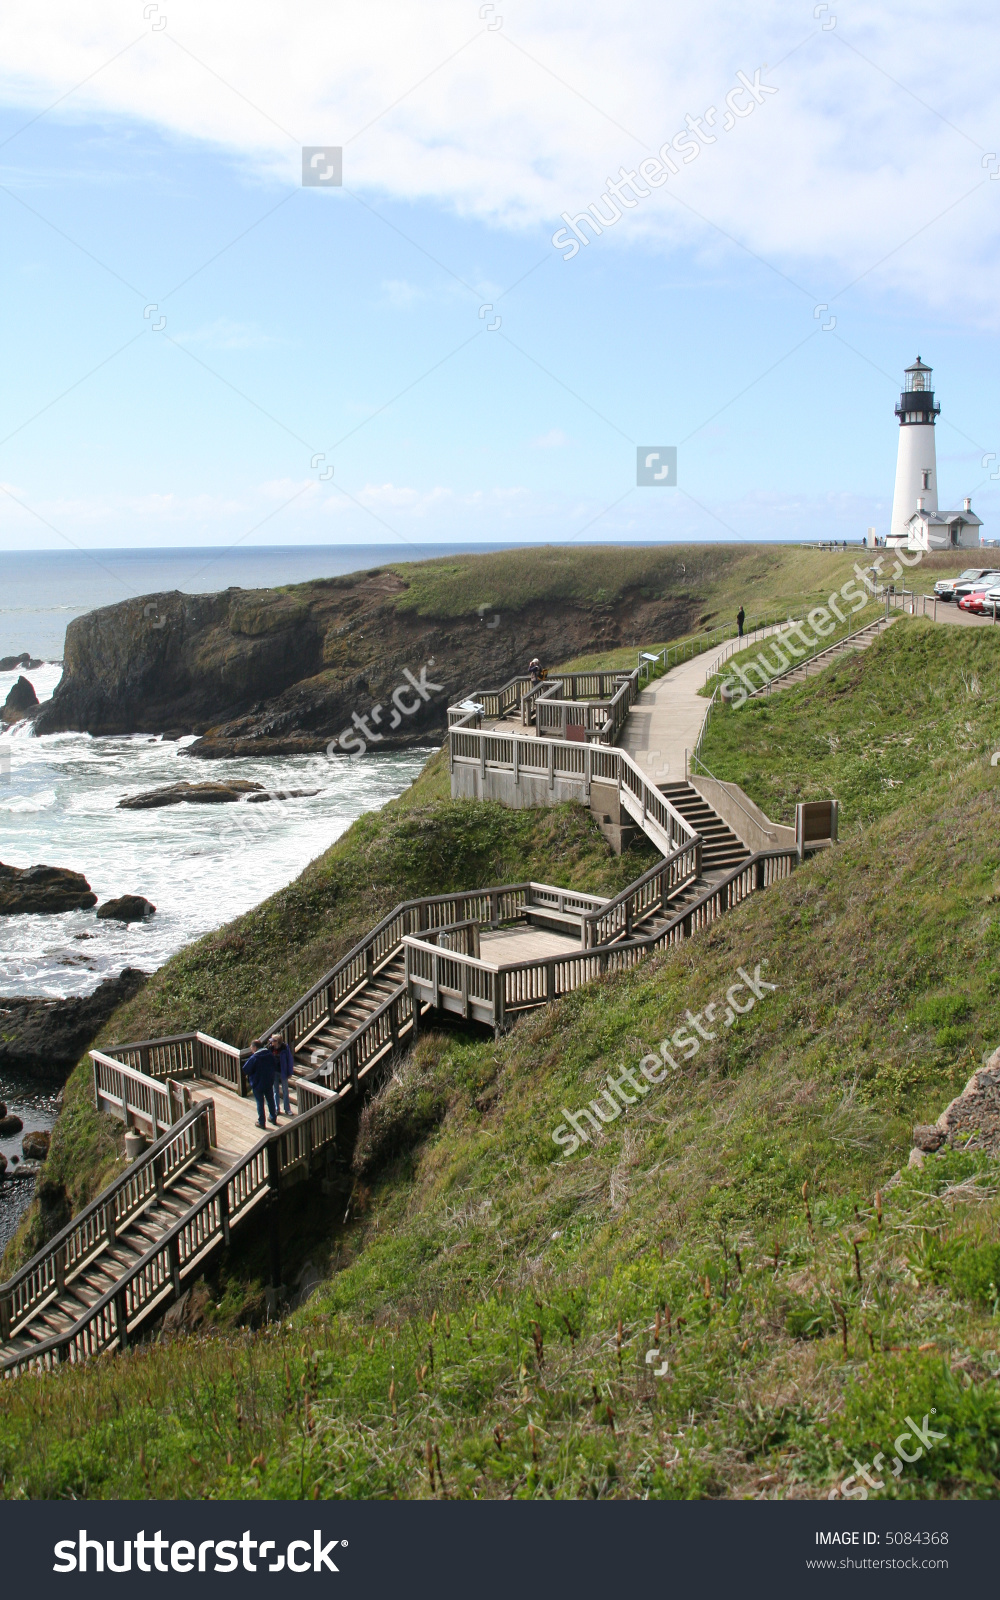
936 1046 1000 1156
21 1129 50 1160
244 788 321 803
0 966 149 1076
118 779 264 808
95 895 156 922
2 674 39 724
0 1152 6 1176
159 1282 211 1337
912 1123 945 1152
0 861 97 914
0 1113 24 1136
0 653 30 670
27 658 44 669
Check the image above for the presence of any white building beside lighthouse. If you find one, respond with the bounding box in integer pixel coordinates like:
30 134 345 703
886 357 983 550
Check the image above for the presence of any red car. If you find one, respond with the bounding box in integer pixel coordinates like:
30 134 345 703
958 588 999 615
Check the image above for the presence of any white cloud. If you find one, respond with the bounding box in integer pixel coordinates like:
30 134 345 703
171 317 282 349
0 2 996 319
8 469 991 552
380 279 424 308
530 427 573 448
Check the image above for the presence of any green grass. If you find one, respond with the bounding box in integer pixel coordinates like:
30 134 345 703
381 543 966 624
4 597 1000 1500
698 616 1000 828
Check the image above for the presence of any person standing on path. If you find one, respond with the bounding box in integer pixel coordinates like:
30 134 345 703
270 1032 295 1116
243 1039 279 1130
736 605 745 638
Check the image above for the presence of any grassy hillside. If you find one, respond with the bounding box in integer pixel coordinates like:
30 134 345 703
699 616 1000 829
384 543 963 629
2 617 1000 1499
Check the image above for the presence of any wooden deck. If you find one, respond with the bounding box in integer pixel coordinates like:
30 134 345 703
478 926 582 963
187 1080 283 1166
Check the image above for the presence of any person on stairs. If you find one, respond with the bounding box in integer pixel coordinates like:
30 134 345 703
243 1038 279 1130
736 605 745 638
270 1032 295 1117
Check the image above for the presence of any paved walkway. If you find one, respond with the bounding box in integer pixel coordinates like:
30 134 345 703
620 626 784 785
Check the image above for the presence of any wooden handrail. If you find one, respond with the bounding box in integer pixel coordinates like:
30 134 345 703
0 1103 211 1341
580 839 701 947
403 846 798 1026
261 876 607 1047
1 1096 337 1377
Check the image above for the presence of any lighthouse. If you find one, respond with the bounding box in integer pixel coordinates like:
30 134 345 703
888 357 939 544
886 357 983 551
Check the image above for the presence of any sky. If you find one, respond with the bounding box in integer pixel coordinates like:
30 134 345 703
1 0 998 554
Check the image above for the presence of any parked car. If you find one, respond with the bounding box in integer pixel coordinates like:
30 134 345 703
952 571 1000 603
935 568 994 601
958 587 1000 615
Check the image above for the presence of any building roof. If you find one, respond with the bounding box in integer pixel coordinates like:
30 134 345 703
907 507 983 528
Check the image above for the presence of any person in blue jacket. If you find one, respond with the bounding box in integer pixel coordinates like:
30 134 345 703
269 1032 295 1116
243 1039 279 1130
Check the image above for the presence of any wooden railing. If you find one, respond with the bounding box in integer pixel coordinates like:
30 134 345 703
580 840 701 947
91 1050 181 1137
447 730 697 859
99 1031 246 1098
404 848 798 1029
262 880 583 1053
0 1104 212 1349
1 1094 338 1377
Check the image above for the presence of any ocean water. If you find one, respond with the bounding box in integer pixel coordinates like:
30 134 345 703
0 542 547 661
0 669 431 1000
0 1069 62 1254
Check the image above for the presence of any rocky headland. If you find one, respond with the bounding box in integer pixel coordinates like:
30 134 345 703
32 557 697 754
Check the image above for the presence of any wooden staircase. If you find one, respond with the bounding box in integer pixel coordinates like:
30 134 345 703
293 951 407 1072
2 1134 230 1366
749 616 893 696
658 782 750 873
2 774 807 1379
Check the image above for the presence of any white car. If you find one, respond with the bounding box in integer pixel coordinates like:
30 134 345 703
950 570 1000 603
935 568 993 601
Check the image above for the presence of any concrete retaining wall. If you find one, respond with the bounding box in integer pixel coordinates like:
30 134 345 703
688 774 796 853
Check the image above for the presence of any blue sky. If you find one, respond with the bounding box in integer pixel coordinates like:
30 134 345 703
1 0 998 553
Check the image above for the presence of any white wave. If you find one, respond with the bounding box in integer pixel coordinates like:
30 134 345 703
0 790 57 812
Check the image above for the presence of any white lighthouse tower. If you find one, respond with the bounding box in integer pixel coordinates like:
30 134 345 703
888 357 939 544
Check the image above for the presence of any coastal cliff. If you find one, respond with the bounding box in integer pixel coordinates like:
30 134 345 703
33 548 705 754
